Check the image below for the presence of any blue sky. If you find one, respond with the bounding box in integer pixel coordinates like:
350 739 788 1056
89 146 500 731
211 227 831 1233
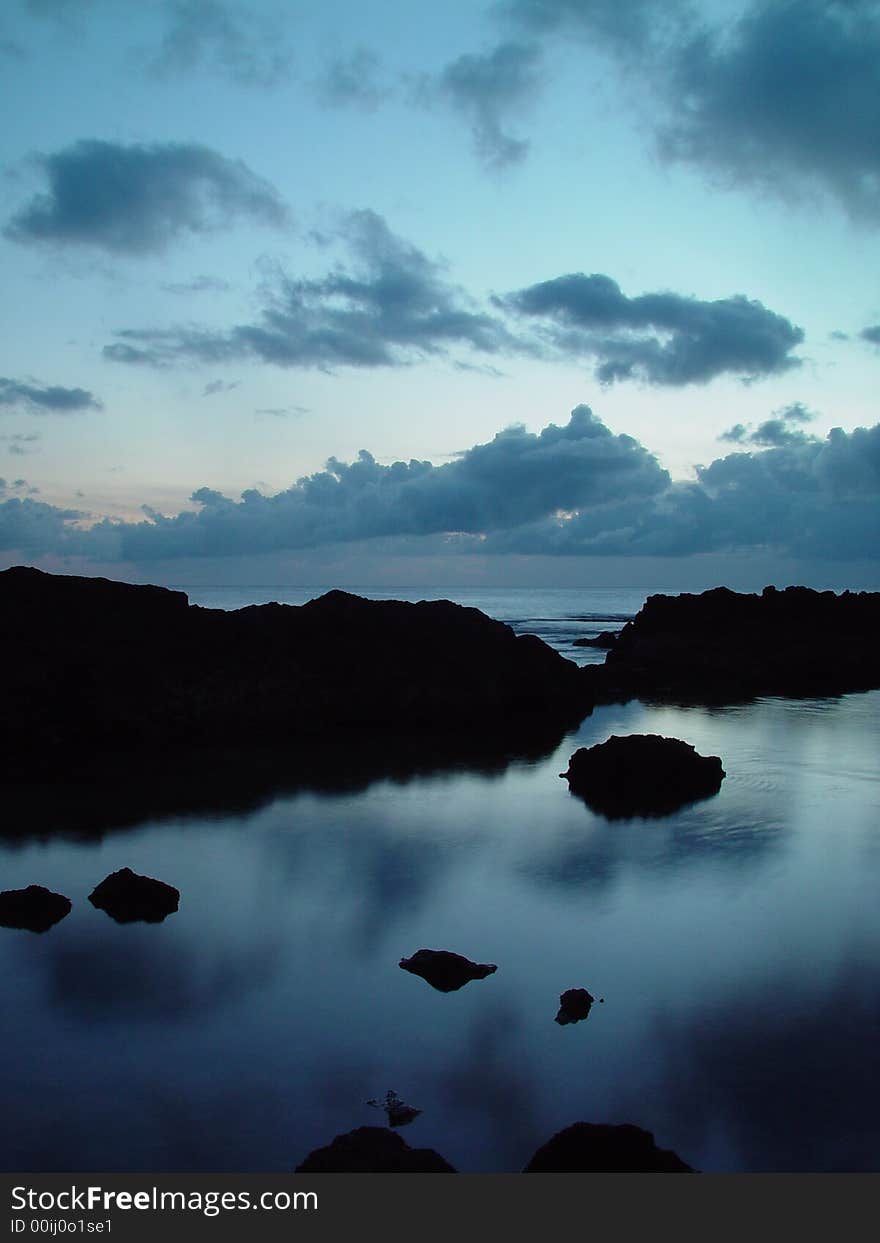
1 0 879 587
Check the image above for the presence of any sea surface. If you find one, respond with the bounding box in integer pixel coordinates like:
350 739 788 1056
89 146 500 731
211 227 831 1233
2 585 879 1173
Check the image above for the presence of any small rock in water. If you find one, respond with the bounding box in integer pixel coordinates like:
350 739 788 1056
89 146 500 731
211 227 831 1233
0 885 72 933
561 733 725 818
555 988 595 1025
89 867 179 924
366 1090 422 1128
399 948 497 992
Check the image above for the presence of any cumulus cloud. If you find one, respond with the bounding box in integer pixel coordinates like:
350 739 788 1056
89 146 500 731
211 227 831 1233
435 41 543 169
104 210 515 369
503 0 688 52
498 272 804 384
861 325 880 346
149 0 292 87
721 402 817 447
0 377 102 413
317 47 392 111
5 139 289 255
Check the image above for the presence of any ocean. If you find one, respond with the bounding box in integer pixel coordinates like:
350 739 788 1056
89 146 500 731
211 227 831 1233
2 584 879 1172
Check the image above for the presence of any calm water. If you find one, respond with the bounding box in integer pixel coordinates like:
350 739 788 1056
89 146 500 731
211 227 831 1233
2 587 879 1172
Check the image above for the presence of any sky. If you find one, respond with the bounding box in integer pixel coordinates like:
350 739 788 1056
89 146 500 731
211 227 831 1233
1 0 879 589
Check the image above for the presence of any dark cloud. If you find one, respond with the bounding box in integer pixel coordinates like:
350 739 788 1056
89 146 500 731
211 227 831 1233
657 0 880 222
861 325 880 345
317 47 392 111
498 272 804 385
503 0 687 52
150 0 292 87
6 139 289 255
105 210 515 369
436 41 543 168
721 402 817 447
0 496 83 553
2 432 42 457
0 377 102 413
202 379 240 396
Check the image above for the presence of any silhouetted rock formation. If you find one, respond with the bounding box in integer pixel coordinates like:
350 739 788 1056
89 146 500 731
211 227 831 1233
586 585 880 704
523 1122 694 1172
88 867 179 924
399 948 497 992
295 1126 456 1172
1 567 591 761
561 734 725 818
573 631 618 649
0 885 71 933
555 988 594 1025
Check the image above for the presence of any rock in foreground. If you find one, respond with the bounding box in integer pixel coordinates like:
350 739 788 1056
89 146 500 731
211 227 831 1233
89 867 179 924
0 885 71 933
399 948 497 992
524 1122 694 1172
295 1127 456 1172
555 988 594 1025
561 734 725 818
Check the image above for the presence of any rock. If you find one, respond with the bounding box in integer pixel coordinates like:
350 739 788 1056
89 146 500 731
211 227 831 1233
1 567 591 762
573 631 618 648
523 1122 695 1172
561 733 725 818
366 1090 422 1128
89 867 179 924
585 584 880 704
399 948 497 992
555 988 594 1025
0 885 71 933
295 1127 456 1172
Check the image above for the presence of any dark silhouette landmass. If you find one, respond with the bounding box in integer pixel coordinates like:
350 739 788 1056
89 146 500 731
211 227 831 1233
0 885 71 933
294 1126 456 1172
573 631 618 649
88 867 179 924
555 988 594 1025
398 948 498 992
561 734 726 818
523 1122 695 1172
1 567 589 764
586 585 880 704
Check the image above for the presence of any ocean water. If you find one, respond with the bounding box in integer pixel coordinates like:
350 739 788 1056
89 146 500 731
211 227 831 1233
2 586 879 1173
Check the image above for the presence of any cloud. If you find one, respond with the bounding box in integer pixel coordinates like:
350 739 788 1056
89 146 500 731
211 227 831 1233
105 210 515 369
503 0 687 52
161 275 231 295
316 47 392 111
0 377 102 413
861 325 880 346
1 432 42 457
498 272 804 384
5 139 289 255
656 0 880 223
720 402 817 447
202 379 240 396
3 408 880 565
149 0 292 87
435 41 543 168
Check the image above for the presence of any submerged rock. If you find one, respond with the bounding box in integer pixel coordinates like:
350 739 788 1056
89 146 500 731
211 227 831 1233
0 885 71 933
523 1122 695 1172
295 1126 456 1172
561 733 725 818
89 867 179 924
573 631 618 649
555 988 594 1025
399 948 497 992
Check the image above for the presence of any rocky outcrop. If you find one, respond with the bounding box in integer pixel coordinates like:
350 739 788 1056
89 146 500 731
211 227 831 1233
561 734 725 817
586 585 880 704
1 567 590 762
523 1122 694 1172
0 885 71 933
398 948 497 992
295 1127 456 1172
573 631 618 649
88 867 179 923
555 988 594 1025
